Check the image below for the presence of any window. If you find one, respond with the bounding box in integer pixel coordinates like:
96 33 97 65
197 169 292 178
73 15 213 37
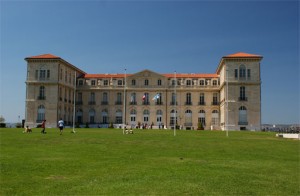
102 109 108 124
155 93 162 105
144 79 149 86
143 93 149 105
47 70 50 79
158 79 162 86
198 110 206 127
130 93 136 105
185 110 192 126
78 80 83 86
239 106 247 125
247 69 251 78
65 70 68 82
156 110 162 125
143 110 150 122
89 109 95 123
186 93 192 105
186 80 191 86
91 80 96 86
212 93 218 105
199 93 205 105
77 92 82 104
76 109 83 123
38 86 45 100
116 92 122 104
104 80 108 86
171 93 176 105
235 69 238 79
170 110 177 125
132 79 136 86
199 80 205 86
90 92 95 104
115 109 123 124
212 80 217 86
117 80 123 86
239 86 247 101
130 109 136 123
102 92 108 104
239 65 246 79
39 70 46 80
37 105 45 122
211 110 219 126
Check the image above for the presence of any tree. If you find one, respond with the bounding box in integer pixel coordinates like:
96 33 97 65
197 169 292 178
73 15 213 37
0 115 5 123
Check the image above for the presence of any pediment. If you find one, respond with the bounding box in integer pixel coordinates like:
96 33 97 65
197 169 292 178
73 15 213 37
128 69 166 79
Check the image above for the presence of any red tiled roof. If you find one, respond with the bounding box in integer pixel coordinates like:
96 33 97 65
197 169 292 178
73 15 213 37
25 54 61 59
223 52 262 58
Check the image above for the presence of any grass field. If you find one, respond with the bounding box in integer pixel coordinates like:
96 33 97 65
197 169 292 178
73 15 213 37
0 128 299 195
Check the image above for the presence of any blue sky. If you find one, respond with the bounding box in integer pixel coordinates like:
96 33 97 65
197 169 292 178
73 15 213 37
0 0 299 124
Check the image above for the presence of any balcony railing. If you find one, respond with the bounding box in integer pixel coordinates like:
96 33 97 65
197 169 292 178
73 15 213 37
211 101 220 105
198 102 206 105
37 96 46 100
143 101 150 105
101 101 108 105
239 97 248 101
185 102 192 105
115 101 123 105
238 121 248 125
155 102 163 105
130 101 137 105
89 101 96 105
170 102 178 105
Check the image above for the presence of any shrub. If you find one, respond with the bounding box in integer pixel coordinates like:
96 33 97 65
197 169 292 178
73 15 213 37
0 123 6 128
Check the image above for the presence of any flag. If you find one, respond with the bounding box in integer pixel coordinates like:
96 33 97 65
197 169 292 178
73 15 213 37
142 94 146 101
152 93 160 101
131 95 134 102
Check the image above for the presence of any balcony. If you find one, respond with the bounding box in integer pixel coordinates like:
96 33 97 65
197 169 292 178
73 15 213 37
101 101 108 105
89 101 96 105
211 101 220 105
238 121 248 125
115 101 123 105
239 97 248 101
143 101 150 105
37 96 46 100
76 101 83 105
185 102 193 105
198 102 206 105
170 102 178 105
130 101 137 105
155 102 163 105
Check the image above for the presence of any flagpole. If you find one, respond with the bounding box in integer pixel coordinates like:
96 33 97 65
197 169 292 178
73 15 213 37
174 71 176 136
226 69 229 137
72 70 76 133
123 69 126 135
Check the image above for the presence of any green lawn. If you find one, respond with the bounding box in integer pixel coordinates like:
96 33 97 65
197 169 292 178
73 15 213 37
0 128 299 195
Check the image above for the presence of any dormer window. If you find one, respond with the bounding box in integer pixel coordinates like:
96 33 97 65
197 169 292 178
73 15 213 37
117 80 123 86
199 80 205 86
104 80 108 86
91 80 96 86
186 80 191 86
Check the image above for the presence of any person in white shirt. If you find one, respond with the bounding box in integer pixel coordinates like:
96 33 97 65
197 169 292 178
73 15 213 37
58 119 64 135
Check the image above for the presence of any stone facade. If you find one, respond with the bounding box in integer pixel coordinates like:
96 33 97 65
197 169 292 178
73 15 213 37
24 52 262 130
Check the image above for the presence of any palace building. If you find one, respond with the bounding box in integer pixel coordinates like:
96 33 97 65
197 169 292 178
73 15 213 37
24 52 263 130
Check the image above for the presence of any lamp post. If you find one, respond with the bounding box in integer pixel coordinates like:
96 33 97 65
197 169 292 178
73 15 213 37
226 69 229 137
123 69 126 135
174 71 177 136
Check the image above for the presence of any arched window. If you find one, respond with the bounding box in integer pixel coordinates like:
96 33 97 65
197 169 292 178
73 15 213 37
37 105 45 122
185 110 192 126
101 109 108 124
115 109 122 124
170 110 177 125
143 109 150 122
211 110 219 126
89 109 95 123
198 110 206 127
39 86 45 100
156 110 163 125
76 109 83 124
239 65 246 79
239 106 248 125
130 109 136 124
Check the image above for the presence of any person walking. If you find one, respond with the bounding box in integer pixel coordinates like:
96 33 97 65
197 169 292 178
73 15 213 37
41 120 46 134
58 118 64 135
